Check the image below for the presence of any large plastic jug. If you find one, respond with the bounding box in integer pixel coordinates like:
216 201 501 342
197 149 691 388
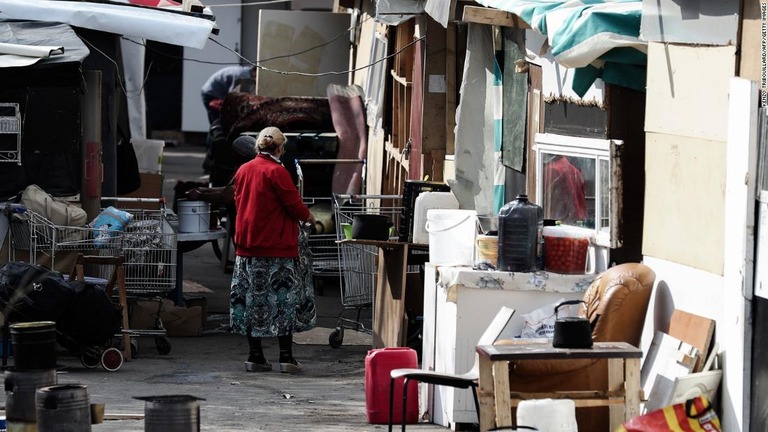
365 348 418 424
497 194 543 272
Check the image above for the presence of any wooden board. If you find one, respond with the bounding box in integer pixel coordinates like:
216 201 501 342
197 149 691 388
641 332 699 412
668 309 715 373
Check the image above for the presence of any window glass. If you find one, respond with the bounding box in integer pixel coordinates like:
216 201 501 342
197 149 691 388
535 134 621 247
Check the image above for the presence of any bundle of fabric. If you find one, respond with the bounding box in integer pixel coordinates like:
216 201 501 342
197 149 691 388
221 93 334 142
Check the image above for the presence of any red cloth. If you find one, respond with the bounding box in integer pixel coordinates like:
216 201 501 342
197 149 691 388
543 156 587 223
233 154 311 258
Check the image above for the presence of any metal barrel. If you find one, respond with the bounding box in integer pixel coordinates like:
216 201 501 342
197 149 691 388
35 384 92 432
5 368 57 423
10 321 57 371
139 395 203 432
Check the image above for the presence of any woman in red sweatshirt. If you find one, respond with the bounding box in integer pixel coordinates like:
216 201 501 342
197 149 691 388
230 126 316 373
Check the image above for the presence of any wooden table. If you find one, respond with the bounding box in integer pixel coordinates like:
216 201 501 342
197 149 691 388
338 239 428 348
475 341 642 431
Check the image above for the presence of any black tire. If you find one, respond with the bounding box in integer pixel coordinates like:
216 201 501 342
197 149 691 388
328 328 344 349
81 351 100 369
101 348 124 372
130 340 139 358
156 336 172 355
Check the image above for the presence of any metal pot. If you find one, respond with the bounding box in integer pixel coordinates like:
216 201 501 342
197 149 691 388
351 214 392 241
552 300 593 349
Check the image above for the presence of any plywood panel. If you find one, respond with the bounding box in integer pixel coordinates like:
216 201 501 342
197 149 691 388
668 309 715 372
643 132 726 274
645 43 736 142
256 10 351 97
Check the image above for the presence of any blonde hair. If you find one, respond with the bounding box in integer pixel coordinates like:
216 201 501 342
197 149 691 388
256 127 286 154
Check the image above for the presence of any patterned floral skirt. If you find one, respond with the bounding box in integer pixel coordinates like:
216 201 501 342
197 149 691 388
230 228 316 337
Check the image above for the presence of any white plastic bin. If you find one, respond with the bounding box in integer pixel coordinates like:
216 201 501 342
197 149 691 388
132 139 165 174
425 209 477 266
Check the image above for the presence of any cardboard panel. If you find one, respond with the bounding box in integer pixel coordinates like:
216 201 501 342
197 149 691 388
642 132 725 274
645 43 735 142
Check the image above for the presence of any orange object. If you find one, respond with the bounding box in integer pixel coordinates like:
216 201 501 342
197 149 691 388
365 348 418 424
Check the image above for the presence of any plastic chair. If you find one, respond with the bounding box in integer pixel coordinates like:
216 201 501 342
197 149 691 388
387 306 516 431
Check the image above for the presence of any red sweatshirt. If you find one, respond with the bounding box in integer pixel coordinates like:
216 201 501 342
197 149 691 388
233 154 311 258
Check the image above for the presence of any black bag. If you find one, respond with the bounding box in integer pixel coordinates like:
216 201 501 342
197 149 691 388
56 280 122 351
0 261 74 323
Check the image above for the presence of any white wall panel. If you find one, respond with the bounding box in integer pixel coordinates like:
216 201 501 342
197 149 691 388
643 132 726 274
645 43 735 142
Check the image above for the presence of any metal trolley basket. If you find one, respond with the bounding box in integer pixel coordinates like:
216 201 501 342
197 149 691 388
295 158 366 290
18 203 177 357
328 193 403 348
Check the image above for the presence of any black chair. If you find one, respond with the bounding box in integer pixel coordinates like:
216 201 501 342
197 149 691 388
387 306 516 431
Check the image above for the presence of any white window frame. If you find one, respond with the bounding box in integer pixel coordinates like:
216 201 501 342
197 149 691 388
534 133 623 248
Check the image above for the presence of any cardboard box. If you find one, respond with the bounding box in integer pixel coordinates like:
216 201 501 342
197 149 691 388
130 299 203 337
117 172 164 210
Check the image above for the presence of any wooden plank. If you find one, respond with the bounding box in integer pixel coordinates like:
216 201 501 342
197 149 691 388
492 360 513 428
462 6 531 29
667 309 715 372
477 355 496 431
421 18 447 153
608 357 623 430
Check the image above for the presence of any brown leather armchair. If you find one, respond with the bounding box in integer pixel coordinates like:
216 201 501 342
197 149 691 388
500 263 656 431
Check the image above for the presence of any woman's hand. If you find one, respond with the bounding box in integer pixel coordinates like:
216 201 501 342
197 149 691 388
186 187 204 201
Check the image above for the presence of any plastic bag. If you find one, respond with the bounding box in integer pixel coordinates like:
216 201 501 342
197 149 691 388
520 299 582 338
520 298 563 338
617 396 721 431
89 206 133 247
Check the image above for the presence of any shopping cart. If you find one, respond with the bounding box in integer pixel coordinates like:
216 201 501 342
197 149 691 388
15 200 176 357
328 193 403 348
295 159 366 292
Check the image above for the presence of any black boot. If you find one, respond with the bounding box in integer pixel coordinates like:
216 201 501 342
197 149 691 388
278 334 302 373
245 336 271 372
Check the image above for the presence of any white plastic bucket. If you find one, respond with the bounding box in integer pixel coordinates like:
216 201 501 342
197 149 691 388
177 200 210 233
132 139 164 174
425 209 477 266
516 399 577 432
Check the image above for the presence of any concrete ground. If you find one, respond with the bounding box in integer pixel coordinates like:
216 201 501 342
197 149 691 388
3 144 454 431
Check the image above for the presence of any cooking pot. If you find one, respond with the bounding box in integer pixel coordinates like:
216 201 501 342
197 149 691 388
552 300 593 349
351 214 393 241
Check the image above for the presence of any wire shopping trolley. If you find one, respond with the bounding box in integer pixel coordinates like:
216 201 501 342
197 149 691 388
295 159 366 288
328 193 403 348
19 198 177 356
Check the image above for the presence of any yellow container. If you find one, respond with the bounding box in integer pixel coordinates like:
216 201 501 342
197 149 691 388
475 235 498 267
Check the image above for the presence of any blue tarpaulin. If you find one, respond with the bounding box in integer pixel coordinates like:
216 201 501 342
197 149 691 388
475 0 647 96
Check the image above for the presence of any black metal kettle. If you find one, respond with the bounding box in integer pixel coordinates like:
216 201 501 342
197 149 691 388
552 300 593 349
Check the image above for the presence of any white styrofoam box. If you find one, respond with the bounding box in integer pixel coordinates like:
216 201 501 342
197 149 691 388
132 139 164 174
412 192 459 244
